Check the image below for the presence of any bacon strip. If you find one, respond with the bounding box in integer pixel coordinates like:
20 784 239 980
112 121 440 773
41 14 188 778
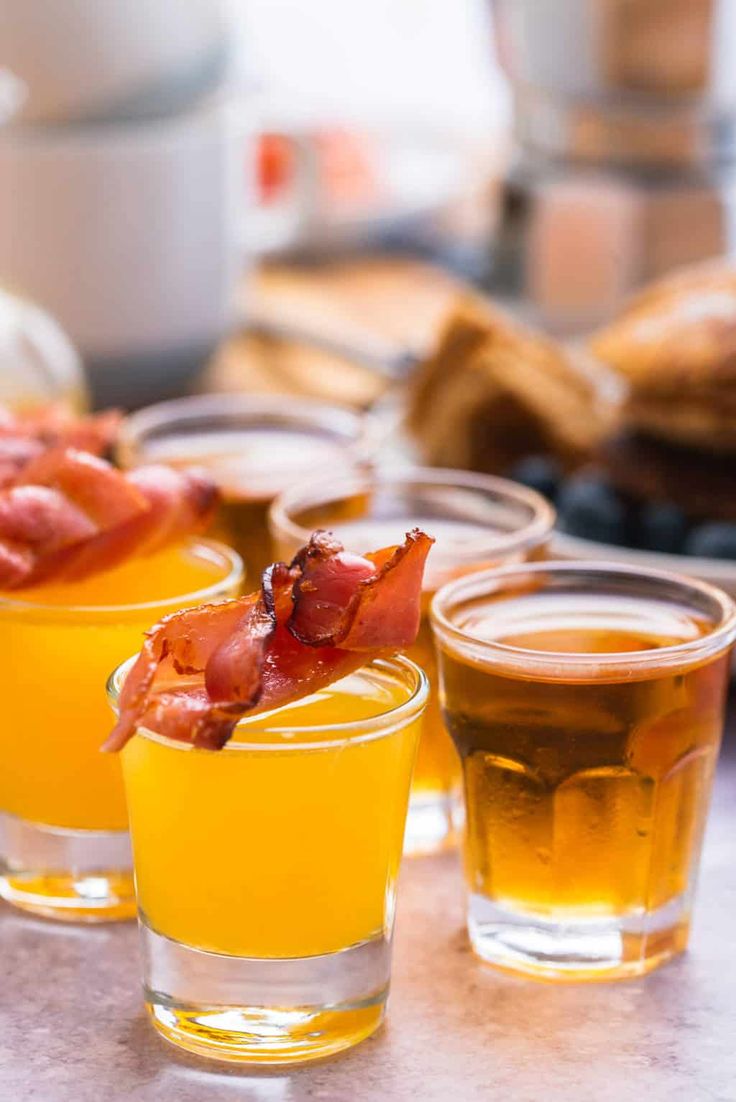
0 541 34 588
288 532 428 650
126 466 220 556
19 449 148 528
0 448 218 589
104 529 433 752
21 406 121 456
0 404 120 488
57 464 220 582
0 437 45 488
0 486 97 551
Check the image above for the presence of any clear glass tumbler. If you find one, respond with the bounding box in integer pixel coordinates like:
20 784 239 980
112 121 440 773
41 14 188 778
0 539 242 922
108 655 428 1064
270 468 554 855
118 393 374 581
432 561 736 980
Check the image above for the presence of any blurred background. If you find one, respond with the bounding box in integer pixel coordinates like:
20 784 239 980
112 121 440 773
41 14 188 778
0 0 507 409
1 1 735 586
3 0 735 406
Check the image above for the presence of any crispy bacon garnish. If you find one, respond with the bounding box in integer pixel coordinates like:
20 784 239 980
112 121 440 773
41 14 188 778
126 466 220 556
0 448 218 589
104 529 433 752
0 541 34 588
0 404 120 488
19 448 147 528
289 533 430 650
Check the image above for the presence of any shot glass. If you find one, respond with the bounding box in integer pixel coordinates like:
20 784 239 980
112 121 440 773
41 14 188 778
432 561 736 981
118 393 375 580
270 469 554 854
0 539 242 922
107 654 428 1064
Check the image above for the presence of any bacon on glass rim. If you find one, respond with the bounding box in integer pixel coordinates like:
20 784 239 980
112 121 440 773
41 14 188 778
104 529 434 752
0 446 218 590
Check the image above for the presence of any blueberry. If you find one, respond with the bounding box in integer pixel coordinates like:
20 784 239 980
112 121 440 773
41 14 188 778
684 522 736 560
508 455 562 502
637 502 688 554
557 474 627 545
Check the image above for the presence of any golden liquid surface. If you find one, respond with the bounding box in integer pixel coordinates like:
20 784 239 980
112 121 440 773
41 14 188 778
0 543 238 831
440 594 729 918
123 667 420 958
141 429 356 580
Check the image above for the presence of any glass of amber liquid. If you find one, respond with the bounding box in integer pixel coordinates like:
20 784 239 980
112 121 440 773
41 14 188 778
270 469 554 854
0 540 242 922
118 394 373 581
107 655 427 1064
432 561 736 981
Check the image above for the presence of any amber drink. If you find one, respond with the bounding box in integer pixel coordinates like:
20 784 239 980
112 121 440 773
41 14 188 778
119 395 373 580
270 470 554 854
432 562 736 980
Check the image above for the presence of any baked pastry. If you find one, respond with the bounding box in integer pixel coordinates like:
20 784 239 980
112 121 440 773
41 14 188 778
589 259 736 452
248 257 463 361
408 294 621 473
205 257 464 410
205 329 387 410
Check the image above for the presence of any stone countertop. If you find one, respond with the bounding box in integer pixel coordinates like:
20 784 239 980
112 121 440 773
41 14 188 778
2 704 735 1102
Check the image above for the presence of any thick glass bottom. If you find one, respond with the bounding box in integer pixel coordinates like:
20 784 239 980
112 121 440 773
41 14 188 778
140 919 391 1064
0 811 134 922
404 790 458 856
468 892 690 982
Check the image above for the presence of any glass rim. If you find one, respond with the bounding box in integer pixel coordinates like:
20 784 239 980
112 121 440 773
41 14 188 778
107 653 429 752
269 466 556 566
117 391 377 467
431 559 736 677
0 537 244 617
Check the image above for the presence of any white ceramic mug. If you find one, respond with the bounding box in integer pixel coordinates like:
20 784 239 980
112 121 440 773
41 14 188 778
0 0 234 125
0 101 247 405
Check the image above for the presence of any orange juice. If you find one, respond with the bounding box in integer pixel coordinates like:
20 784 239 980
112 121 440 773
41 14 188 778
0 539 241 921
0 542 239 831
122 664 421 958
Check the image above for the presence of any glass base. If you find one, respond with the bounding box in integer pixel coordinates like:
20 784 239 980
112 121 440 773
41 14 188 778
0 811 135 923
140 919 390 1064
468 892 690 981
404 791 458 856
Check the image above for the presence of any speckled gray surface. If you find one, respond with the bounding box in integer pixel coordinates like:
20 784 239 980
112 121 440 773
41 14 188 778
2 705 735 1102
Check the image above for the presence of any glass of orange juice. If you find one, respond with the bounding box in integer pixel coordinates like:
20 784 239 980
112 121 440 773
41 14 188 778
107 654 428 1064
0 539 242 922
270 469 554 855
118 394 374 581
